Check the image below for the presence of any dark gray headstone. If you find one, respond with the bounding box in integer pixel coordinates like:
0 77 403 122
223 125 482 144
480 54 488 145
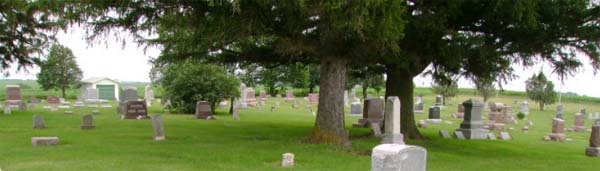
80 115 95 129
121 101 149 119
456 99 488 139
33 115 46 129
121 88 139 102
428 107 440 119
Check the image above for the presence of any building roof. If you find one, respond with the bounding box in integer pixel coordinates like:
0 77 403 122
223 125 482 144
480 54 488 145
81 77 120 84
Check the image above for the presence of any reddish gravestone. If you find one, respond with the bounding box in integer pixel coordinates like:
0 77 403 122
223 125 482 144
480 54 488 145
308 93 319 104
245 88 257 106
259 91 268 101
47 96 60 106
5 85 26 110
285 91 295 102
195 101 215 120
121 101 149 119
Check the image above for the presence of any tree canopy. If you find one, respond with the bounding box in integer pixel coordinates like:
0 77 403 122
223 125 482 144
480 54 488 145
526 72 557 110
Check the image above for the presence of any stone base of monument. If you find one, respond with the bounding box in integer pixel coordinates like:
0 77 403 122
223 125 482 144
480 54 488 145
548 133 567 142
32 137 59 146
371 144 427 171
453 112 464 118
382 134 404 144
586 147 600 157
196 115 216 120
455 128 488 139
352 118 382 128
426 119 442 124
573 126 587 132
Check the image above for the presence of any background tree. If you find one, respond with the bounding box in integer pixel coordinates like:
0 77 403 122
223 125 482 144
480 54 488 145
152 59 240 113
36 44 82 98
474 79 496 103
526 72 557 111
431 78 459 105
347 66 385 99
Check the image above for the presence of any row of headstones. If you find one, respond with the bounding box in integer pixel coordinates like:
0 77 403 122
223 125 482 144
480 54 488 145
31 114 166 146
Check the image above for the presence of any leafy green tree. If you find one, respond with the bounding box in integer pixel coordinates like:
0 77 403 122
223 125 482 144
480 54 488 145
347 66 385 98
526 72 557 111
431 79 458 105
152 59 240 113
36 44 82 98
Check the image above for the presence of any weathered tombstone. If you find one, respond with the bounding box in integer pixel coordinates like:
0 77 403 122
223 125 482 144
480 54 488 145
232 101 240 120
556 104 564 119
521 101 529 114
47 96 60 110
82 88 100 101
308 93 319 104
418 120 427 128
456 99 488 139
453 104 465 118
152 115 166 141
486 133 497 140
30 97 41 103
454 131 466 139
259 91 268 101
285 90 295 102
144 85 155 106
282 153 295 167
80 115 95 129
573 112 586 132
371 145 427 171
352 98 384 128
92 110 100 115
64 111 73 115
121 101 149 119
382 96 403 144
499 132 511 140
439 130 451 138
350 102 362 116
33 115 47 129
32 137 59 146
195 101 215 120
344 90 349 107
547 118 567 142
371 122 383 137
435 95 443 106
586 121 600 157
246 87 257 106
121 88 139 102
5 85 26 110
240 83 248 108
414 101 424 114
427 107 441 123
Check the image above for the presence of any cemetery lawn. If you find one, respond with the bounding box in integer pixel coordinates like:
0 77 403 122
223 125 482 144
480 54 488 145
1 96 600 171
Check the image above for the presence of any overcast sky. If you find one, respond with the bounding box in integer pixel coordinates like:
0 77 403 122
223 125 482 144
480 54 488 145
3 27 600 97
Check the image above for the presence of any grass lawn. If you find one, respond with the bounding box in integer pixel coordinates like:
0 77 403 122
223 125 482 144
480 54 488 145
0 95 599 171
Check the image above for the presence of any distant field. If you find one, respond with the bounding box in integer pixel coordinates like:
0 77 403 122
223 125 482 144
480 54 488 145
0 80 152 100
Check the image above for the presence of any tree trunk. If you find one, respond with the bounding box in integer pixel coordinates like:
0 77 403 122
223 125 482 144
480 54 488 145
309 85 315 93
229 97 234 114
539 103 544 111
61 87 66 99
308 57 349 145
362 84 368 99
385 65 424 140
442 96 446 105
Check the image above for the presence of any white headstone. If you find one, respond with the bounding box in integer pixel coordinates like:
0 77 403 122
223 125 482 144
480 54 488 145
383 96 403 144
282 153 295 167
371 144 427 171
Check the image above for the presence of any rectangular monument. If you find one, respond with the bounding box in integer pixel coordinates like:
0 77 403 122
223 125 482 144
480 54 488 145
80 115 95 129
586 121 600 157
350 102 362 116
5 85 26 110
285 90 295 102
427 106 441 123
121 101 149 119
371 144 427 171
308 93 319 104
547 118 567 141
456 99 488 139
453 104 465 118
195 101 215 120
382 96 403 144
152 115 166 141
245 87 257 106
573 112 586 132
353 98 384 128
33 115 47 129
